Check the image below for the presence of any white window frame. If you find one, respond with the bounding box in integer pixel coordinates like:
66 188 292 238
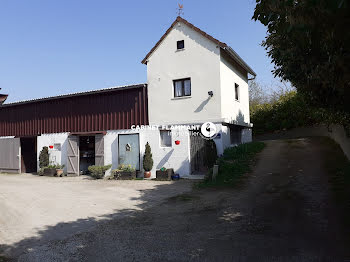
159 130 172 148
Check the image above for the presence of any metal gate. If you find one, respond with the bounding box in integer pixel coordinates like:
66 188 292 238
67 135 79 176
0 138 21 173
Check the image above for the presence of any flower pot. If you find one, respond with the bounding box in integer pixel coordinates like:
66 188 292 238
171 174 180 181
144 171 151 178
114 171 136 180
156 168 174 181
43 168 57 177
56 169 64 177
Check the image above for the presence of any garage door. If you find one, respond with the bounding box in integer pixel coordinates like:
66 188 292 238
0 138 21 173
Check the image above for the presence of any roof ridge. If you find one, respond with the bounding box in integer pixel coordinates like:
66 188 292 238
141 16 227 64
2 83 147 107
140 16 256 76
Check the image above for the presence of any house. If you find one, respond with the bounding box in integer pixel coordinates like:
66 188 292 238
0 16 256 177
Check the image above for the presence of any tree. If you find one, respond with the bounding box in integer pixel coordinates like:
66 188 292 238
253 0 350 112
143 142 153 171
39 146 49 168
249 80 268 113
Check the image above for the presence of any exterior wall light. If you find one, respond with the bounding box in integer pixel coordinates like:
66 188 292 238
208 91 213 97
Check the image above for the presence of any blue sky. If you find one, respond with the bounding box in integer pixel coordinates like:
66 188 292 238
0 0 276 103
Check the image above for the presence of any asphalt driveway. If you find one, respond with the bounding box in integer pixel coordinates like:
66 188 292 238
0 174 193 258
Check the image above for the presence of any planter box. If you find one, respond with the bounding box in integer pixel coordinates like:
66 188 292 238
56 169 64 177
43 168 57 177
114 171 136 180
156 168 174 181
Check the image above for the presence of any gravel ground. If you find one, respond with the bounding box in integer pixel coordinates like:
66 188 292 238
0 175 193 258
1 138 349 261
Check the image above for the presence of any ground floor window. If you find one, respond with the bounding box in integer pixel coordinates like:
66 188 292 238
230 125 242 145
160 130 172 147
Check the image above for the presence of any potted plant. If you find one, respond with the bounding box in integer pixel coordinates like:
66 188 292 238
43 165 58 177
56 164 65 177
88 165 112 179
143 142 153 178
112 164 136 180
156 167 174 181
38 147 49 176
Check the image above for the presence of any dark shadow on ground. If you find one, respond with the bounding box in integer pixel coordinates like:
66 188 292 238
1 138 349 261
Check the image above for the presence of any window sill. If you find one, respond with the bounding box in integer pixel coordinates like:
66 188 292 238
171 96 192 100
175 48 185 52
235 99 240 102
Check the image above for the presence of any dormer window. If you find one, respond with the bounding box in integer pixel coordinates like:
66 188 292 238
177 40 184 50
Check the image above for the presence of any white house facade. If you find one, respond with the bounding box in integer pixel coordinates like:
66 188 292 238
0 17 256 178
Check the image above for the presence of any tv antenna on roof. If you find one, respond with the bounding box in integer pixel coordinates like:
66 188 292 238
177 3 184 16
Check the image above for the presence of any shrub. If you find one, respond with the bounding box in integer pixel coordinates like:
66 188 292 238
39 147 49 168
251 91 350 135
196 142 265 188
143 142 153 171
46 164 65 169
113 164 136 173
88 165 112 179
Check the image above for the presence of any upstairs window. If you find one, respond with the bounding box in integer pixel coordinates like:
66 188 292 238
235 83 239 101
174 78 191 97
160 130 172 147
177 40 184 50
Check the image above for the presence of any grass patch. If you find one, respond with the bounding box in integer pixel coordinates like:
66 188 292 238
196 142 265 188
320 137 350 241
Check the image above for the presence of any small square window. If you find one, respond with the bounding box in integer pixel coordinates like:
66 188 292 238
177 40 184 50
235 83 239 101
174 78 191 97
160 130 172 147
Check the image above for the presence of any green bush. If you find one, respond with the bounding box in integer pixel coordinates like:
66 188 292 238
46 164 65 169
113 164 136 173
88 165 112 179
251 91 350 135
143 142 153 171
197 142 265 188
39 147 49 168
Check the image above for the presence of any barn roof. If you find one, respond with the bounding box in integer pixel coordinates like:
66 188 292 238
1 83 146 108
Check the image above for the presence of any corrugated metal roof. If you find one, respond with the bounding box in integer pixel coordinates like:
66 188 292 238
0 84 149 136
2 83 147 107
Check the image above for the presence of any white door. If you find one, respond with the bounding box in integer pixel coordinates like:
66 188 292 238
118 134 140 170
